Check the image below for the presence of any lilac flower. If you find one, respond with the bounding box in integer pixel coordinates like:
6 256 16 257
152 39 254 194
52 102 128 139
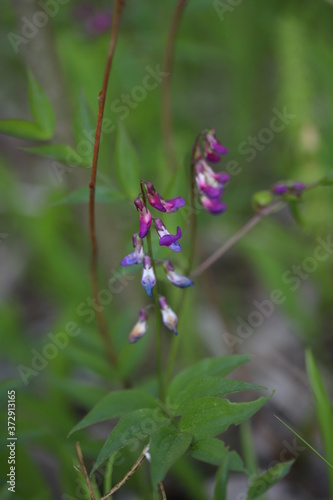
129 309 148 344
158 296 178 335
272 183 288 195
134 195 152 239
154 219 182 252
292 181 306 192
272 181 306 196
120 234 144 266
203 129 228 162
164 260 194 288
200 195 227 215
145 182 185 213
141 256 156 297
195 160 229 199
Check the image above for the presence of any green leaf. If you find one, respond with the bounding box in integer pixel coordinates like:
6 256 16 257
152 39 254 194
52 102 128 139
73 91 96 146
149 426 192 488
305 350 333 495
213 456 229 500
168 355 251 406
115 122 140 198
172 376 266 415
69 389 159 436
23 144 91 168
190 438 245 472
180 395 271 440
52 185 125 206
0 119 48 140
27 70 55 137
247 460 294 499
91 408 169 475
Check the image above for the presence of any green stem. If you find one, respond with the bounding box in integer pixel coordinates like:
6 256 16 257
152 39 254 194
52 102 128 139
166 133 202 383
140 182 165 402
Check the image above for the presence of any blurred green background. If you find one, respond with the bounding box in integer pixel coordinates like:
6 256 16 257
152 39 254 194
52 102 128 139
0 0 333 498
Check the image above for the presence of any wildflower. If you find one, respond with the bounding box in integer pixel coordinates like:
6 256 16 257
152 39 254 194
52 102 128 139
134 195 151 239
195 160 229 199
120 234 144 266
141 256 156 297
200 195 227 215
129 309 148 343
164 260 194 288
203 129 228 162
159 296 178 335
272 181 306 196
154 219 182 252
145 182 185 213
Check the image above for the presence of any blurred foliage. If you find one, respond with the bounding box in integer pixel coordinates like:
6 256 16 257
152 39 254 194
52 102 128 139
0 0 333 498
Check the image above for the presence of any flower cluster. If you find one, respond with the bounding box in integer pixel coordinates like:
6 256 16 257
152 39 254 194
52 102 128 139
121 182 193 343
272 181 306 197
193 129 230 215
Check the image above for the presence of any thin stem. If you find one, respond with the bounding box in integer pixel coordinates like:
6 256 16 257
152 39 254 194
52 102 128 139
100 448 148 500
162 0 187 172
89 0 125 368
76 442 96 500
140 183 165 402
165 132 202 382
158 481 167 499
191 200 285 278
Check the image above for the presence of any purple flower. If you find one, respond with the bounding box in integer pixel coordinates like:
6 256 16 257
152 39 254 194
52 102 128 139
195 160 229 199
85 9 112 36
292 181 306 192
200 195 227 215
129 309 148 344
120 234 144 266
141 256 156 297
164 260 194 288
203 129 228 162
272 183 288 195
154 219 182 252
158 296 178 335
134 195 152 239
144 182 185 213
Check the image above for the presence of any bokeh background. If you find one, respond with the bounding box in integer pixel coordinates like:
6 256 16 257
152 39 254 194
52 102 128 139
0 0 333 498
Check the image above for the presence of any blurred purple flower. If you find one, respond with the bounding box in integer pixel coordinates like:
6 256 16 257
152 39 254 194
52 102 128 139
120 233 144 266
158 296 178 335
129 309 148 344
154 219 182 252
164 260 194 288
134 195 152 239
141 256 156 297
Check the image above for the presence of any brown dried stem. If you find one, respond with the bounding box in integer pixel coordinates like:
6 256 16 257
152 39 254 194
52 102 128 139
76 442 97 500
89 0 125 368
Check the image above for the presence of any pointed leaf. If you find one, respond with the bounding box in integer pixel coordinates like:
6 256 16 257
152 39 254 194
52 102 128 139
180 395 271 440
115 122 140 198
27 70 55 137
172 376 266 415
191 438 245 472
91 408 169 475
69 389 159 436
247 460 294 499
0 119 48 140
149 426 192 487
23 144 91 167
168 355 251 406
